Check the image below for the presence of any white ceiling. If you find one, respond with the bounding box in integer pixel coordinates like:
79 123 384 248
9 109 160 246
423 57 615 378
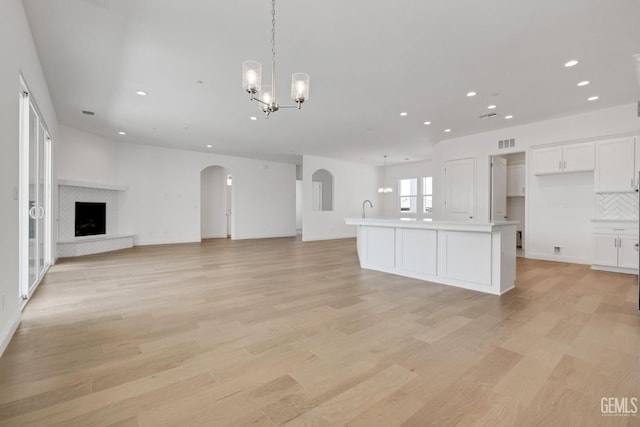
22 0 640 165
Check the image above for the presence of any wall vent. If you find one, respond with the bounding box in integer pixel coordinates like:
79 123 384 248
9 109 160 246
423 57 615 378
79 0 110 10
497 138 515 149
82 110 95 116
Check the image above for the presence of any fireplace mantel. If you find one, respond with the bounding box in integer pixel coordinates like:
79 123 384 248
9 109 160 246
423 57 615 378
58 179 128 192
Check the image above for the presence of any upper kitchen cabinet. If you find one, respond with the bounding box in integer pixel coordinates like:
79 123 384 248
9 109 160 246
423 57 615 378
532 142 594 175
594 137 636 193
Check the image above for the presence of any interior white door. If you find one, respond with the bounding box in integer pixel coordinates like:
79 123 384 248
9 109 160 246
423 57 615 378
311 181 322 211
491 157 508 221
444 157 475 221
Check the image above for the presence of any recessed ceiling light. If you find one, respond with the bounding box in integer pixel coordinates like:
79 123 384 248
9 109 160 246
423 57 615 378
444 128 452 133
206 144 212 148
565 60 579 67
400 112 408 116
424 121 431 125
588 96 599 101
136 90 147 96
505 115 514 119
250 116 257 121
118 131 126 135
487 105 497 109
467 91 477 97
577 80 590 87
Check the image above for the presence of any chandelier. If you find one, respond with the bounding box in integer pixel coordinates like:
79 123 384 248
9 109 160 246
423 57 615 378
378 155 393 194
242 0 310 118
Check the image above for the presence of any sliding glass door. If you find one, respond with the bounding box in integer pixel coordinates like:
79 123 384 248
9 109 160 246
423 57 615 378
20 84 51 300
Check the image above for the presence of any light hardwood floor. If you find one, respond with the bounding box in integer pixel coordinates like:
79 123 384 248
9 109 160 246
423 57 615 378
0 237 639 426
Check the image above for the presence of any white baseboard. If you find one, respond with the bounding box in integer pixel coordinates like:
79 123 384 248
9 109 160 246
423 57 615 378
201 233 227 239
135 238 201 246
232 233 296 240
0 311 21 359
526 252 591 265
591 265 639 275
302 234 356 242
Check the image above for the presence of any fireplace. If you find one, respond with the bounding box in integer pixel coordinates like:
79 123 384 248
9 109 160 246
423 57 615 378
75 202 106 237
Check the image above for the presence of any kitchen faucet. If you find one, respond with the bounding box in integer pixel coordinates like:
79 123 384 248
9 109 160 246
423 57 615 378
362 200 373 218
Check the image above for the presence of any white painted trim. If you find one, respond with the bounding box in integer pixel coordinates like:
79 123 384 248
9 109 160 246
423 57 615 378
302 234 355 242
591 265 639 275
526 252 591 265
201 234 228 239
0 311 21 359
232 233 297 240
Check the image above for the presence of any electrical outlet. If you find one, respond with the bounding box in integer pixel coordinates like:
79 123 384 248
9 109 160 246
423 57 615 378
554 246 561 254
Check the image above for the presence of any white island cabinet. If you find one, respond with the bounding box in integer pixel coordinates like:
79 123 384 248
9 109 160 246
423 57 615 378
344 218 518 295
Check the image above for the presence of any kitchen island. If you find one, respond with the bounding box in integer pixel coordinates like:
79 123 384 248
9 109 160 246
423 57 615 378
344 218 518 295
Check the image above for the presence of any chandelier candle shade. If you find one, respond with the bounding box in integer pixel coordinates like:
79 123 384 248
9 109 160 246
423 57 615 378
242 0 310 117
378 155 393 194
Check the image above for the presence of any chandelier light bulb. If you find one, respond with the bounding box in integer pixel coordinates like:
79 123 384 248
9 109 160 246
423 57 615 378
242 60 262 93
247 70 257 84
291 73 310 103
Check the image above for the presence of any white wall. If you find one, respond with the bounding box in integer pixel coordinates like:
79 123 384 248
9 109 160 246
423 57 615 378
432 103 640 264
302 155 380 241
120 141 295 243
295 180 303 230
379 160 433 218
57 125 118 184
56 128 297 245
200 166 227 239
0 0 58 356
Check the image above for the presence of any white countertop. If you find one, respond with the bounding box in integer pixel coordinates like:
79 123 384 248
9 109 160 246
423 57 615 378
345 217 519 232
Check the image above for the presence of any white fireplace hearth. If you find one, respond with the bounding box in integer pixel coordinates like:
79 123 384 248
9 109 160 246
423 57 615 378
57 180 133 257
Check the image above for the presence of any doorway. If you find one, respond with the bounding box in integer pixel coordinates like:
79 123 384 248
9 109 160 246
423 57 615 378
491 152 526 257
19 82 52 301
200 166 232 239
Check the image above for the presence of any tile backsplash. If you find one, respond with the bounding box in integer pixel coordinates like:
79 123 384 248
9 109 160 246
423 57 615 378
597 192 639 220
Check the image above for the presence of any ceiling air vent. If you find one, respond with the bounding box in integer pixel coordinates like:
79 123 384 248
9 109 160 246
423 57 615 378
82 110 95 116
479 112 498 120
497 138 515 149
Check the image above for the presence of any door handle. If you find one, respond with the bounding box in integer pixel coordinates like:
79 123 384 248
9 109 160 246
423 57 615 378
38 206 45 219
563 160 566 169
558 161 562 170
28 206 37 219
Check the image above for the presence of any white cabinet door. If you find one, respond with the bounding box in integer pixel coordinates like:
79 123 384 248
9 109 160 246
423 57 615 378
595 138 635 192
593 235 618 267
635 137 640 188
445 157 475 221
563 142 594 173
533 146 562 175
619 236 639 269
491 158 507 221
507 164 525 196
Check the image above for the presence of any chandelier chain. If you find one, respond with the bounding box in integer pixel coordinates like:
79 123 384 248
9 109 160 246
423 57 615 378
271 0 276 100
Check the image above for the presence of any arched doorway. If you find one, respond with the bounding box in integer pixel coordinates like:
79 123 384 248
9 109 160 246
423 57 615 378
200 165 233 239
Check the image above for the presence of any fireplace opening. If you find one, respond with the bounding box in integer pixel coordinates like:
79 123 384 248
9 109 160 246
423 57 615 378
75 202 106 237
